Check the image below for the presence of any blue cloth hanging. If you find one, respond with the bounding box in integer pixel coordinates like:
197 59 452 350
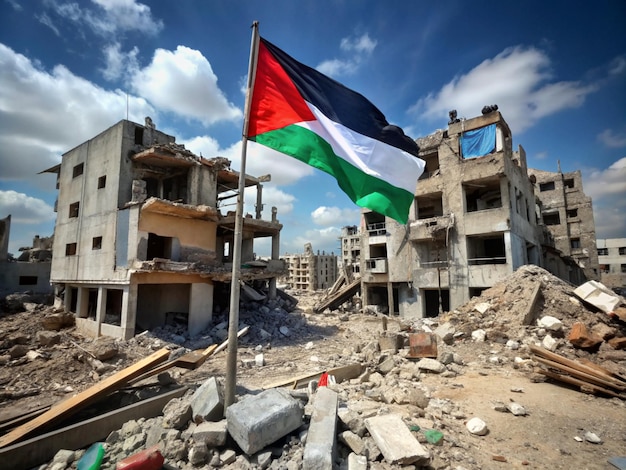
461 124 496 158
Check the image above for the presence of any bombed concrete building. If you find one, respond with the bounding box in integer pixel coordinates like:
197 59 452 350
597 238 626 295
42 118 284 339
529 167 599 281
0 215 53 297
281 243 338 291
358 110 592 318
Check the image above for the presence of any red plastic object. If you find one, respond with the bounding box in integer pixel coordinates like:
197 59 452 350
318 372 329 387
115 445 164 470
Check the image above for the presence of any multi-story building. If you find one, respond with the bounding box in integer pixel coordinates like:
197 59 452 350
529 167 599 281
42 118 283 339
281 243 337 291
339 225 361 280
359 110 589 318
597 238 626 294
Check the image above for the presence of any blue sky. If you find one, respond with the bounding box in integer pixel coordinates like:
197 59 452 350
1 0 625 258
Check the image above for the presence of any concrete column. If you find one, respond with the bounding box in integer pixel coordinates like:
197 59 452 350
95 287 106 337
387 282 395 316
76 287 88 318
255 184 263 219
121 284 136 340
189 282 213 336
269 232 280 300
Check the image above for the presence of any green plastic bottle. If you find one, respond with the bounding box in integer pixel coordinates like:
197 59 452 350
77 442 105 470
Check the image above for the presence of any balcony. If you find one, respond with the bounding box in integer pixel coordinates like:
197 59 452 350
365 258 387 274
409 214 454 241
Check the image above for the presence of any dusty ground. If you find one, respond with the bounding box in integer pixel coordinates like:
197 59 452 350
1 267 626 469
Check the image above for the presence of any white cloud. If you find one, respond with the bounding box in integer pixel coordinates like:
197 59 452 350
36 12 60 36
411 46 598 134
317 33 377 78
45 0 163 37
0 191 55 224
583 157 626 238
609 55 626 76
598 129 626 149
131 46 242 126
0 44 156 184
534 151 549 160
102 42 139 82
311 206 360 226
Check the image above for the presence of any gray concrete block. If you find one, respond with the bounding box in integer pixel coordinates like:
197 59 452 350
226 388 303 455
365 414 430 465
348 452 368 470
303 387 338 470
192 419 228 447
191 377 224 422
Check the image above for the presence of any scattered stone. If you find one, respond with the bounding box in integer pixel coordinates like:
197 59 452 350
40 312 75 331
191 377 224 422
9 344 28 359
506 402 527 416
584 431 602 444
365 414 430 466
466 417 488 436
537 316 563 332
192 420 228 447
568 322 603 349
471 329 486 342
303 387 338 469
162 397 192 430
36 330 60 347
415 358 446 374
542 335 558 352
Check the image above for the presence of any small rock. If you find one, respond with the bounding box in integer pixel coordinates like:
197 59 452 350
471 329 486 342
584 431 602 444
537 316 563 332
506 402 527 416
466 417 488 436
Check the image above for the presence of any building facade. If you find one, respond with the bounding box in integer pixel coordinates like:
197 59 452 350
358 111 591 318
45 118 283 339
281 243 338 291
339 225 361 279
529 168 599 281
597 238 626 295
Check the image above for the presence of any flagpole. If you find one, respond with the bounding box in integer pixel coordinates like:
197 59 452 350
224 21 260 411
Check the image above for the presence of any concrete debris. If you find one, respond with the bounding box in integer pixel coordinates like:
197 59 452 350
466 417 489 435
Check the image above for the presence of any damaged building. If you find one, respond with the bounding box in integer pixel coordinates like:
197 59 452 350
0 215 53 297
529 167 599 281
357 110 591 318
597 237 626 295
281 243 338 291
42 118 284 339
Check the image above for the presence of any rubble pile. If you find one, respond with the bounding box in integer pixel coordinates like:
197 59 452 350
1 267 626 469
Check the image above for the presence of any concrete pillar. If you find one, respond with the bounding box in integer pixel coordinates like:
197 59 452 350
121 284 136 340
76 287 88 318
269 231 280 300
189 282 213 336
387 282 394 316
255 184 263 219
303 387 338 470
95 287 106 337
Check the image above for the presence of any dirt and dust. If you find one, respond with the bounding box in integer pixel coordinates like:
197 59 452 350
1 265 625 469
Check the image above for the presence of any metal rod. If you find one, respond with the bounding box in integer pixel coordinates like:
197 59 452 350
224 21 260 411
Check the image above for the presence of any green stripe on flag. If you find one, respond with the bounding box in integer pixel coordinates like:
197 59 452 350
252 124 414 223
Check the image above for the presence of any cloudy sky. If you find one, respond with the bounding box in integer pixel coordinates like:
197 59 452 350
1 0 625 257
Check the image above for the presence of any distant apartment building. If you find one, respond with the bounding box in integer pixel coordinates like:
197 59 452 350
358 110 590 318
597 238 626 294
0 215 53 296
339 225 361 279
529 167 599 281
42 118 284 339
281 243 338 291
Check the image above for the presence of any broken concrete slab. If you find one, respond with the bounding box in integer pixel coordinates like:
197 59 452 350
574 281 623 314
364 414 430 466
303 387 338 470
192 420 228 447
191 377 223 422
225 388 303 455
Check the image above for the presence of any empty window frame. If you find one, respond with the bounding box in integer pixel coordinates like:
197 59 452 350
620 247 626 255
418 151 440 180
415 192 443 220
92 236 103 250
622 264 626 274
543 212 561 225
66 243 77 256
134 126 144 145
69 202 80 218
570 238 581 249
466 234 506 265
73 163 84 178
598 248 608 256
539 181 555 192
98 175 107 189
19 276 38 285
567 208 578 218
599 264 610 273
464 179 502 213
564 178 575 188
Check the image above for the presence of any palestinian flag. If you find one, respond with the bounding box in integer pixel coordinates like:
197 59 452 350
248 38 424 224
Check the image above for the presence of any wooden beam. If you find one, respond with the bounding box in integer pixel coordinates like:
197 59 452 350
0 348 170 448
534 356 626 392
263 363 363 390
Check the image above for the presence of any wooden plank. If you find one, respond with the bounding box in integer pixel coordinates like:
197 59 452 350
0 387 186 470
534 356 626 392
0 348 170 448
578 357 626 383
263 363 363 390
538 369 625 399
530 345 626 387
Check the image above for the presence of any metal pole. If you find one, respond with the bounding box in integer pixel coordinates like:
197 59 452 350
224 21 260 411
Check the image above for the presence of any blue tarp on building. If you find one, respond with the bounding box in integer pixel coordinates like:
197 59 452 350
461 124 496 158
